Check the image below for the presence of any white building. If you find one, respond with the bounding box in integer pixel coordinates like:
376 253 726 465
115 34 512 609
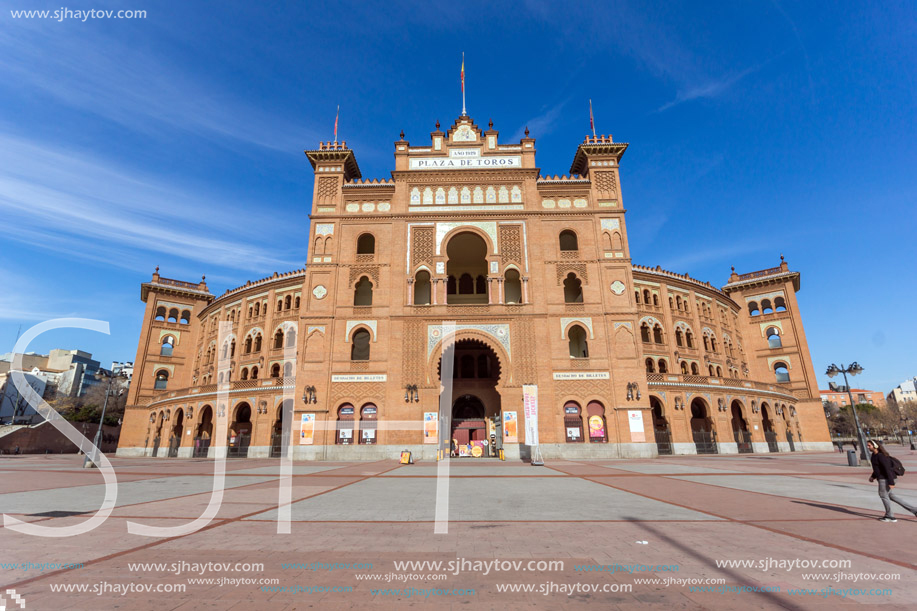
887 378 917 409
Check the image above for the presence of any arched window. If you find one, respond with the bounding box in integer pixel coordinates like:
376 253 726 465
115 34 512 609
563 273 583 303
643 289 651 304
563 402 584 443
477 354 490 378
336 404 355 445
285 328 297 348
504 269 522 303
168 308 179 323
351 329 371 361
675 296 682 311
652 294 659 306
611 232 623 250
766 327 782 348
653 325 664 343
761 299 773 314
716 366 722 377
254 302 260 317
277 299 283 312
356 233 375 255
703 336 710 351
180 310 191 324
271 364 280 378
748 301 759 316
635 290 641 303
253 334 262 352
458 273 474 294
645 358 655 373
283 362 293 377
675 329 684 347
559 230 578 251
475 275 486 294
708 365 715 376
353 276 373 306
154 370 169 390
568 325 589 358
640 323 651 343
360 404 378 445
244 336 253 354
414 270 432 305
774 362 790 383
155 306 166 321
680 361 689 374
240 368 249 381
251 366 258 379
230 340 236 357
160 336 174 357
447 275 457 294
658 359 668 373
775 297 787 312
690 362 699 375
710 337 717 352
285 295 292 310
295 296 300 309
668 297 674 309
460 355 475 378
686 330 695 349
273 329 284 349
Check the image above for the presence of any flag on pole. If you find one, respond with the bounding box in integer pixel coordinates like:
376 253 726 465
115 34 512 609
333 105 340 143
589 99 596 138
461 53 466 115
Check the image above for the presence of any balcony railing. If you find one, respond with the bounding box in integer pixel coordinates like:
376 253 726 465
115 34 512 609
645 373 796 398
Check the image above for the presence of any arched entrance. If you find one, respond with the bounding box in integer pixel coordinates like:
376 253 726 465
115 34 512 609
761 403 778 452
446 232 489 305
439 338 502 457
650 396 672 455
359 404 378 445
730 401 752 453
336 404 355 445
228 402 252 457
194 405 213 458
563 401 584 443
152 411 164 456
270 400 291 458
690 398 717 454
586 401 607 443
168 408 184 457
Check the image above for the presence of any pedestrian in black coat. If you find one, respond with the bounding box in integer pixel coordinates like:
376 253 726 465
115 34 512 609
867 440 916 522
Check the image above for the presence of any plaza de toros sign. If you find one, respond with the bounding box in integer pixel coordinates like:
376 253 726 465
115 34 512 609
409 154 522 170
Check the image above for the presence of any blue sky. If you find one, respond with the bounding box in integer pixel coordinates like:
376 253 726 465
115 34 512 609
0 0 914 393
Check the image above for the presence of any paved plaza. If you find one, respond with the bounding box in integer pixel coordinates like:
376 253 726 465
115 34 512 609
1 448 916 610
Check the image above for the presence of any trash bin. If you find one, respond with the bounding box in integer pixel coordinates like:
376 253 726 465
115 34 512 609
847 450 858 467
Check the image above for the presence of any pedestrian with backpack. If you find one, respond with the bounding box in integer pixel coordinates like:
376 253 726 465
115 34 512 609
867 440 916 522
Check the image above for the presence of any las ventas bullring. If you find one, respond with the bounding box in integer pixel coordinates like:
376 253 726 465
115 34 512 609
117 113 831 461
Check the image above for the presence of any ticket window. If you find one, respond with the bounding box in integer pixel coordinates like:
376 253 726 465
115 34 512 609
587 401 608 443
564 402 584 443
360 404 377 445
336 404 355 445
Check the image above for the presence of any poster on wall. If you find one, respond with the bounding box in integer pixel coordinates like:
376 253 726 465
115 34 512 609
423 412 438 444
503 411 518 443
588 415 606 440
628 410 645 442
300 413 315 445
522 384 539 446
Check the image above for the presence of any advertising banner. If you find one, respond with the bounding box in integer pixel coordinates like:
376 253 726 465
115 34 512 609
299 413 315 445
423 412 438 444
588 415 606 440
503 411 518 443
522 384 539 446
628 410 646 442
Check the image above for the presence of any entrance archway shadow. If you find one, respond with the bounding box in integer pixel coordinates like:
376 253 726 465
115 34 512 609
624 518 808 611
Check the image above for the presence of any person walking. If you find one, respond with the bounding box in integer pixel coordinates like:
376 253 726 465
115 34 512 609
867 440 916 522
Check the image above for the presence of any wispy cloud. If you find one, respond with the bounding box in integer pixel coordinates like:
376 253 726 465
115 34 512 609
0 131 302 274
656 55 782 112
0 23 316 152
511 98 570 142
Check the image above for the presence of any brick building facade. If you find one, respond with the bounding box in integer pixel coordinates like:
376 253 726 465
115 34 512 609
117 114 832 460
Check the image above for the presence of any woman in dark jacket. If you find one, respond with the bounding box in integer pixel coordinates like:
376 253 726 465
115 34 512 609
867 440 917 522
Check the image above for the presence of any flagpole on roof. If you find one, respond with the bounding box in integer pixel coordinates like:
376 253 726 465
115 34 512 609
333 105 340 144
461 52 466 116
589 99 596 139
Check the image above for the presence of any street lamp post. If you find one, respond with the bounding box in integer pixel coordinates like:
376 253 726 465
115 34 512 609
901 415 916 451
826 362 868 462
83 370 125 469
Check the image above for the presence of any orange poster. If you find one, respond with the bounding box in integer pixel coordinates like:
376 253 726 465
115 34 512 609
423 412 438 444
300 413 315 445
503 411 518 443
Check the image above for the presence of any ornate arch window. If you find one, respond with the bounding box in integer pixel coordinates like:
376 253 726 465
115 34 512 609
568 325 589 358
